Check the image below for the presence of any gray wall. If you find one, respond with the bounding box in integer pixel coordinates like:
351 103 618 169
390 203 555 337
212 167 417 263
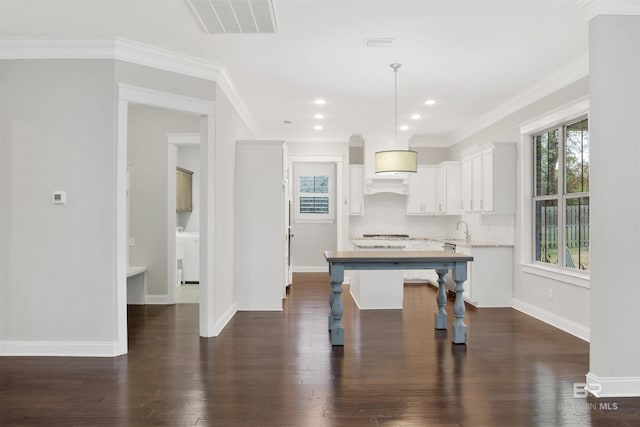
128 105 200 297
589 15 640 381
0 59 117 343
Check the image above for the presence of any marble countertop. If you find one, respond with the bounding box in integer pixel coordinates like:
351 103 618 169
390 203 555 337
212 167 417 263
350 236 513 248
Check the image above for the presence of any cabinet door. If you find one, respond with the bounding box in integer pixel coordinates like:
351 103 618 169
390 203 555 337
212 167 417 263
436 167 447 213
349 165 364 215
421 167 437 214
481 148 494 212
461 157 472 212
176 170 184 212
471 153 482 212
406 167 424 214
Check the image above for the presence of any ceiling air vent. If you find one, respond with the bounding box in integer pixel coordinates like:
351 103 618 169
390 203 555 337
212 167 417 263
186 0 278 34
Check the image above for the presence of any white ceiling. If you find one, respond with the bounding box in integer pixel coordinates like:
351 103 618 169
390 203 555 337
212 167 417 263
0 0 589 145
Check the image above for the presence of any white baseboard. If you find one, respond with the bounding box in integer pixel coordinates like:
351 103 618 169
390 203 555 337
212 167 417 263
586 372 640 397
0 340 120 357
213 303 237 336
512 298 590 342
292 266 328 273
145 294 169 304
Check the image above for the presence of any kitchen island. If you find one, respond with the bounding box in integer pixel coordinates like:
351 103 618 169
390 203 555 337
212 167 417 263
324 250 474 346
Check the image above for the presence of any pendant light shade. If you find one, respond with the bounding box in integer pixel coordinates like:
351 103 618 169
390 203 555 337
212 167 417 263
375 150 418 175
375 63 418 174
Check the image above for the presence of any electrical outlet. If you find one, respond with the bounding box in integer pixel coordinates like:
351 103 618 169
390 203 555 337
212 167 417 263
129 238 135 247
548 289 553 300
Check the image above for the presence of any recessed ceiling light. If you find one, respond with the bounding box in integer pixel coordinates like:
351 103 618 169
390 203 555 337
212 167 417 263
314 99 326 105
400 125 409 131
314 125 323 130
314 114 324 119
424 99 436 106
411 114 421 120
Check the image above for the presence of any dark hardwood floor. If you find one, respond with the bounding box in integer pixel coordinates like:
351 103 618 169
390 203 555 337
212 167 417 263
1 273 639 426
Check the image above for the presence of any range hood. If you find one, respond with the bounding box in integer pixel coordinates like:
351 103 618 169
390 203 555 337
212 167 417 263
364 176 409 195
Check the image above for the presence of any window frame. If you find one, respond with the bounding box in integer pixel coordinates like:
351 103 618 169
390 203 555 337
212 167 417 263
293 165 335 224
519 96 590 285
532 116 589 272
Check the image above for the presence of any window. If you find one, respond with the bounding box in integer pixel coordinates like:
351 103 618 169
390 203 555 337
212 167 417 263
299 175 329 214
294 163 334 222
533 117 589 271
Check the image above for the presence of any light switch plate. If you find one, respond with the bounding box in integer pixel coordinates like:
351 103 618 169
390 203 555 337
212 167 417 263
52 191 66 205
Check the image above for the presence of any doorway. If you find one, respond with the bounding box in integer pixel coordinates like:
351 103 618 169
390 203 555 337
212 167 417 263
287 155 345 275
116 84 216 355
167 134 200 304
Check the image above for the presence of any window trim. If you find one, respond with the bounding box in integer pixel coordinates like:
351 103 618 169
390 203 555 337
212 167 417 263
293 165 335 224
519 96 590 281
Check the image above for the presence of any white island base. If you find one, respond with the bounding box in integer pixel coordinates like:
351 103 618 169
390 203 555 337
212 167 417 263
349 269 404 309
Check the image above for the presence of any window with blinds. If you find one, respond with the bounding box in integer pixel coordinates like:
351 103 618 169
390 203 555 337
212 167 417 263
299 175 329 214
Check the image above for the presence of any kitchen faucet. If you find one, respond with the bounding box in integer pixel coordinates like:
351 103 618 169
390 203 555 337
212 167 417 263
457 220 471 242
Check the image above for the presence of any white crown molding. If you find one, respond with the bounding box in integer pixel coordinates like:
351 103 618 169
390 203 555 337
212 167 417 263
450 53 589 146
577 0 640 20
215 68 260 138
0 37 260 138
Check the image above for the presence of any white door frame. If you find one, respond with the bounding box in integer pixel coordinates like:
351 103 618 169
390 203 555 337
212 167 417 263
116 84 216 355
287 154 346 272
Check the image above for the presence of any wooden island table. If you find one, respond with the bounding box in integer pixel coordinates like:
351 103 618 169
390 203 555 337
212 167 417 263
324 250 474 346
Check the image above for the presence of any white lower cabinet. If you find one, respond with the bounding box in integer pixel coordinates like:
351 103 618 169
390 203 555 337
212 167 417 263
454 245 513 307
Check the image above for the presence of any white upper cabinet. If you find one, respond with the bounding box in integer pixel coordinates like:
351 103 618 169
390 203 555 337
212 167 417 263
461 142 516 214
407 166 436 215
461 156 472 212
407 162 460 215
349 165 364 215
436 161 461 215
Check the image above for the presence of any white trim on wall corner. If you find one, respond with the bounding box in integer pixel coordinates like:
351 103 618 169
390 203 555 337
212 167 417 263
0 341 120 357
512 298 590 342
585 372 640 397
577 0 640 20
213 304 238 336
215 68 259 137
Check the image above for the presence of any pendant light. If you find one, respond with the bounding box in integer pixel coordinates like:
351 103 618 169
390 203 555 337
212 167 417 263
375 63 417 174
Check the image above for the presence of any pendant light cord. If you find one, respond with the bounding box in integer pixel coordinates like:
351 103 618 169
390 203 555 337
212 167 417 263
391 63 401 148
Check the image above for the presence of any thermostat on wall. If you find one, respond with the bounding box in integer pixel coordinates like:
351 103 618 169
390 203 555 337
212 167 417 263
52 191 66 205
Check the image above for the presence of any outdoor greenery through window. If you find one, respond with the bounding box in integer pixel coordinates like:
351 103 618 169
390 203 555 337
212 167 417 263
299 175 329 214
533 117 589 271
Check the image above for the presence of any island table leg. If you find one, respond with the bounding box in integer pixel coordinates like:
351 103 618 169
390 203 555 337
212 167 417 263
435 269 448 330
328 264 345 346
451 262 467 344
